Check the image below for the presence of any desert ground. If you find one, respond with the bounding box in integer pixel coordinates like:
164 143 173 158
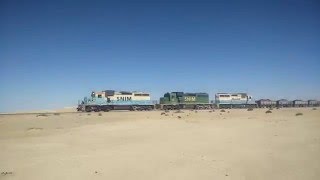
0 108 320 180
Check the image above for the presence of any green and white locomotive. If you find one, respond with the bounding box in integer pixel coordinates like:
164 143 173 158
159 92 212 110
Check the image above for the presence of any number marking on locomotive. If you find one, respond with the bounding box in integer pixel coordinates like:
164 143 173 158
185 96 196 101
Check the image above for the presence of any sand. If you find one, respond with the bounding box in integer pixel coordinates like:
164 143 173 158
0 108 320 180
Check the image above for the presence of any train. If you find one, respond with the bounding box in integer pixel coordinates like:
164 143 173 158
77 90 320 112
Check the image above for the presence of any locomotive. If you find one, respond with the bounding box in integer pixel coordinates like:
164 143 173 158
77 90 154 112
215 93 256 108
159 92 212 110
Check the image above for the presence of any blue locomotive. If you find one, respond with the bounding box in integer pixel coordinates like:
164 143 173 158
77 90 154 112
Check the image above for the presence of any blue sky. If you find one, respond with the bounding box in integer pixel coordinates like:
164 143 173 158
1 0 319 112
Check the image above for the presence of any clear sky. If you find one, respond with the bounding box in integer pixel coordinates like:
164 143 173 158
1 0 319 112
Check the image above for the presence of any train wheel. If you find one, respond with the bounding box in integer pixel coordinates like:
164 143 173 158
85 106 92 112
131 106 137 111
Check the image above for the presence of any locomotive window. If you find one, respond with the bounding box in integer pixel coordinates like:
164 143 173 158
176 92 184 97
185 93 196 96
98 94 102 98
134 94 149 96
120 92 132 95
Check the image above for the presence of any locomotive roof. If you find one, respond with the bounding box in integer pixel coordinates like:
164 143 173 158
95 90 149 93
184 92 208 95
216 92 247 95
170 92 208 94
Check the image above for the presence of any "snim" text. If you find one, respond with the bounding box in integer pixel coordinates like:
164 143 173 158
117 97 132 101
184 96 196 101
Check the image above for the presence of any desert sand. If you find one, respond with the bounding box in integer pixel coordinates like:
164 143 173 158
1 108 320 180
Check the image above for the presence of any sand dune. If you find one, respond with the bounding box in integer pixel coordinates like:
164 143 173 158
1 108 320 180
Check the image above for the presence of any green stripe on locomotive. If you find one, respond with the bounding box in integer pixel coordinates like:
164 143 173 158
159 92 209 104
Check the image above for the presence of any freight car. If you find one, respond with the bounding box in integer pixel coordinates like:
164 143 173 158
77 90 154 112
215 93 256 108
308 100 320 107
159 92 212 110
276 99 293 108
256 99 277 108
292 100 308 107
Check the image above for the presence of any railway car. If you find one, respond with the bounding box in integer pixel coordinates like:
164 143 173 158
256 99 277 108
77 90 154 112
215 93 256 109
308 100 320 107
276 99 293 108
159 92 211 110
293 100 308 107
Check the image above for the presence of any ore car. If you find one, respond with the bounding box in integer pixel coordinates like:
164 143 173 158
215 93 256 109
159 92 211 110
77 90 154 112
276 99 293 108
308 100 320 107
256 99 277 108
292 100 308 107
